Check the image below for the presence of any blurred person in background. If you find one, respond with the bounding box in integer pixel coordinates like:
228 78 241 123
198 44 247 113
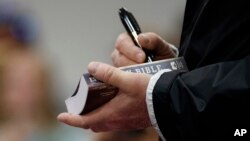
0 49 92 141
0 49 55 141
0 1 37 54
0 1 93 141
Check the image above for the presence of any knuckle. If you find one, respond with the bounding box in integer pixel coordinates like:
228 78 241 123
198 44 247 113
80 121 89 129
145 32 158 42
111 51 116 61
119 32 128 40
147 32 157 37
115 41 121 50
103 67 115 84
147 32 165 49
111 51 124 67
113 60 119 67
111 51 119 67
115 34 125 49
113 60 118 67
148 32 160 41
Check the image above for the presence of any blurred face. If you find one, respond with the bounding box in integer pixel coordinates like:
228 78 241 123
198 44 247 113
2 54 44 117
0 25 25 56
0 25 12 39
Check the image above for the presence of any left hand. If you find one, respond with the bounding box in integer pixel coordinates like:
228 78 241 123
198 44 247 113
57 62 152 132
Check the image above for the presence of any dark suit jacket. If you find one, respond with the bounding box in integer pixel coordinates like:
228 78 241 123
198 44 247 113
153 0 250 140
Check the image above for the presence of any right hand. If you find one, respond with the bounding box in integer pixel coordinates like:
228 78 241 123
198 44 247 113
111 32 176 67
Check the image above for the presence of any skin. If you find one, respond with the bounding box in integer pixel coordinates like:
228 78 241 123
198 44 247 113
0 51 50 141
58 32 175 132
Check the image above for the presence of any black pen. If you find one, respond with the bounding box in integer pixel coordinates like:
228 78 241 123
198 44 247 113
119 7 154 62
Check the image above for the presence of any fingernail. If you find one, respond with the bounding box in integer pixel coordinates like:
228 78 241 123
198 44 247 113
88 62 99 74
139 34 149 44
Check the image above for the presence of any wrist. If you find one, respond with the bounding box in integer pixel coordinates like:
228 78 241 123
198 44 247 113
145 69 172 141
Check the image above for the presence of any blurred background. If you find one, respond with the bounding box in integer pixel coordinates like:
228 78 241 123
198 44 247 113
0 0 186 140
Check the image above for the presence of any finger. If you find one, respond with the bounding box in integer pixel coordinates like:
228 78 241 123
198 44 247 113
115 33 146 63
138 32 168 50
138 32 175 57
111 49 138 67
57 113 89 129
83 106 112 132
58 110 110 131
88 62 130 88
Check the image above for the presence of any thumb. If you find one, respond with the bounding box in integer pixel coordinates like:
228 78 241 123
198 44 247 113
138 32 175 58
88 62 132 89
88 62 151 95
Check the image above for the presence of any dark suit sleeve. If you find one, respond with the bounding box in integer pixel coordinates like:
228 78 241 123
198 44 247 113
153 55 250 141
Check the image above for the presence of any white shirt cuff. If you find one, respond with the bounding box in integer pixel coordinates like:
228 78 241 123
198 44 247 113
169 44 179 57
146 69 172 141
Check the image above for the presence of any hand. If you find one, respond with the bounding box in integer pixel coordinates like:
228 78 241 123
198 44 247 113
58 62 152 132
112 32 176 67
